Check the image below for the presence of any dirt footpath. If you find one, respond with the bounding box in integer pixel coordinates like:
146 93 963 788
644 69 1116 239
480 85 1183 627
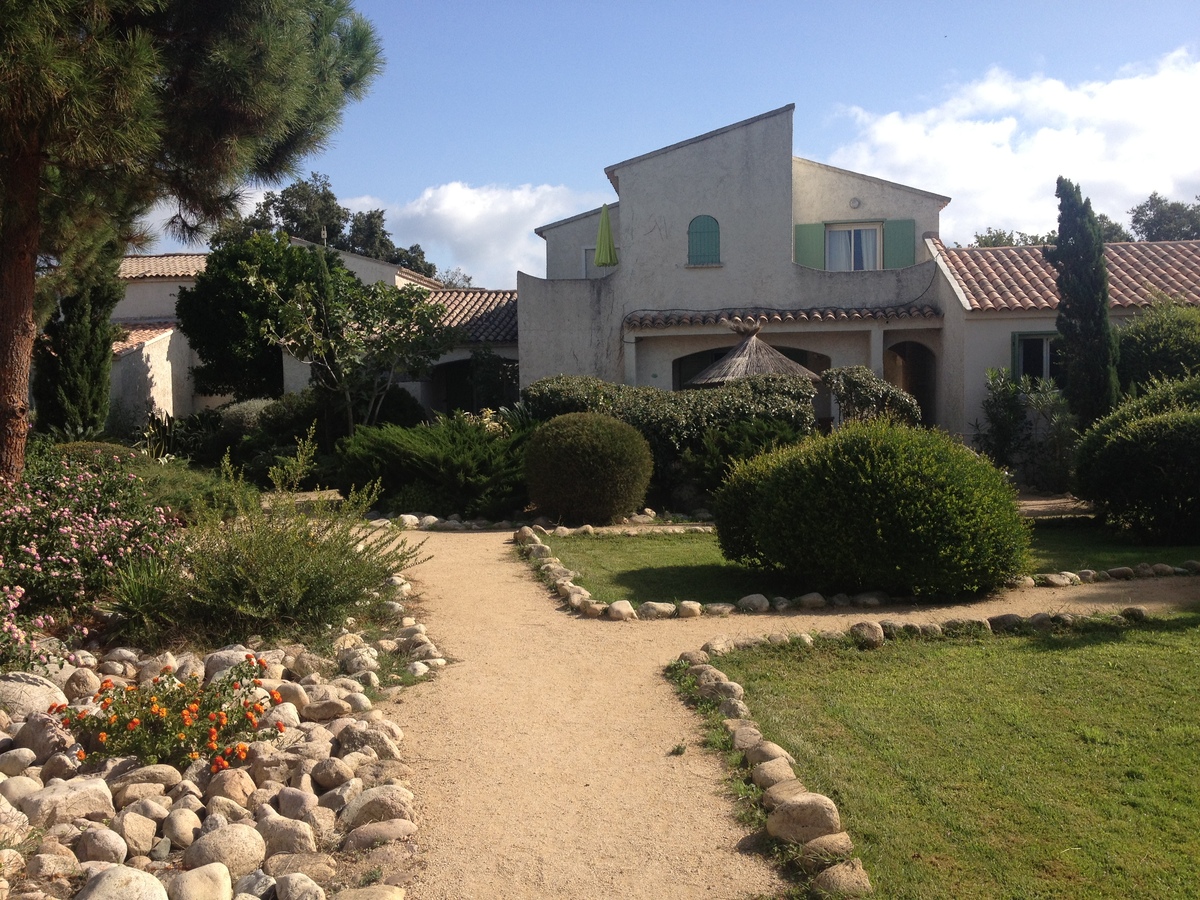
373 530 1199 899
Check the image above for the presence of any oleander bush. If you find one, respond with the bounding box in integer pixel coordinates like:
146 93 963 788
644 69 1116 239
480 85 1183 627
524 412 653 525
717 421 1028 595
822 365 923 426
521 374 817 504
334 412 529 519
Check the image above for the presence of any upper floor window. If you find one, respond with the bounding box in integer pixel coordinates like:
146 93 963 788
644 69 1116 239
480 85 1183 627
826 223 881 271
688 215 721 265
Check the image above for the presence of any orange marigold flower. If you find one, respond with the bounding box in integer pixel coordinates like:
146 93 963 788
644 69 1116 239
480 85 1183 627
206 741 218 751
269 690 282 705
108 714 118 725
188 751 199 760
275 721 286 733
233 682 241 690
98 732 108 743
258 658 267 668
177 733 187 741
127 718 140 730
76 749 86 761
125 685 137 691
253 679 263 687
161 664 173 674
208 712 217 721
245 653 255 660
60 716 72 727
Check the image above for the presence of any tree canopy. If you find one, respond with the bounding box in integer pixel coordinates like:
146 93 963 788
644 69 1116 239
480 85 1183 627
1128 192 1200 242
1044 177 1119 426
0 0 383 480
236 172 441 278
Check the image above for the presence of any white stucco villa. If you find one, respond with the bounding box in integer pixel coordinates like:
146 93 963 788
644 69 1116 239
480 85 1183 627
518 104 1200 435
112 246 517 426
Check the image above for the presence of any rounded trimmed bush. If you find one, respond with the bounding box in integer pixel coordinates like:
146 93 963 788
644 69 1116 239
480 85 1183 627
1077 408 1200 539
525 412 652 525
712 445 798 568
725 421 1028 596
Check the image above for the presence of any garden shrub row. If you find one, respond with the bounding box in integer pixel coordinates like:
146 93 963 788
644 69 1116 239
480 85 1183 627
714 421 1029 596
521 374 819 502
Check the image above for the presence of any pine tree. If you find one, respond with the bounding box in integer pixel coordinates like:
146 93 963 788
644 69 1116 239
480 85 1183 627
33 252 124 435
1044 177 1119 426
0 0 383 480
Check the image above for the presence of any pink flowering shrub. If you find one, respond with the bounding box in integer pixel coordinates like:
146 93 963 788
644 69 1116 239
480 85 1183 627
0 449 173 612
0 573 74 669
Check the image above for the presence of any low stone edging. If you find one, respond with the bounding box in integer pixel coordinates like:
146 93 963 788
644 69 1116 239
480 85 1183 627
0 574 438 900
512 525 1200 621
672 603 1156 898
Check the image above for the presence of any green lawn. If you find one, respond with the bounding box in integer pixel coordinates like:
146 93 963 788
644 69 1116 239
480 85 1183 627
547 524 1200 607
712 618 1200 899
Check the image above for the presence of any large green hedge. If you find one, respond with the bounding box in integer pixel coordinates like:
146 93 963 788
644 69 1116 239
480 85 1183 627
524 412 653 524
520 374 817 502
1075 375 1200 538
715 421 1028 596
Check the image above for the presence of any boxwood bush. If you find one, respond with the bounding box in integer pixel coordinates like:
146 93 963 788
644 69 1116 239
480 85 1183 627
717 421 1028 596
1075 376 1200 538
524 412 652 525
712 445 798 569
520 374 816 502
822 365 922 426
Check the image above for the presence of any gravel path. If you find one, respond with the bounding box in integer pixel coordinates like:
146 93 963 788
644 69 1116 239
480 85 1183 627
374 529 1199 899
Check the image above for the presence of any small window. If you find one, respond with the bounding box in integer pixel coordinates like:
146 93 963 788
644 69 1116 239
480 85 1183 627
826 224 881 271
688 215 720 265
1014 333 1065 383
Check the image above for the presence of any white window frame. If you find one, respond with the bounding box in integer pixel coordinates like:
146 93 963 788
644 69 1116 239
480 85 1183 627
825 223 882 272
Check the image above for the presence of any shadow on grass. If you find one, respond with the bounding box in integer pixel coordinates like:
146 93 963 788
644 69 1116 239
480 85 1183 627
1017 608 1200 653
610 564 801 606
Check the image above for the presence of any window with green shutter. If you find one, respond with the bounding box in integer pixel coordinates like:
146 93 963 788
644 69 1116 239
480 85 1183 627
794 223 825 268
883 219 916 269
688 215 720 265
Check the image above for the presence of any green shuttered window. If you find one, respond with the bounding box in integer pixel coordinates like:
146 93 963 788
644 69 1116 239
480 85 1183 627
688 215 720 265
793 218 917 270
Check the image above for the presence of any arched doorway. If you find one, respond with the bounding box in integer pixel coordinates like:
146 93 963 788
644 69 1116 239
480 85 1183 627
884 341 936 426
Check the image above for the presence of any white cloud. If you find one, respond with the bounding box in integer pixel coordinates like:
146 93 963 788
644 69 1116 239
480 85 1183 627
829 49 1200 244
352 182 608 289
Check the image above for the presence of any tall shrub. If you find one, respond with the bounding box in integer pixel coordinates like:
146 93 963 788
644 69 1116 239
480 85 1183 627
822 366 922 426
1116 295 1200 391
725 421 1028 596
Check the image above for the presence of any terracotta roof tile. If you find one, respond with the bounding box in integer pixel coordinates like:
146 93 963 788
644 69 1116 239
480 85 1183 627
432 290 518 343
111 321 175 357
937 239 1200 312
623 305 941 330
118 255 207 280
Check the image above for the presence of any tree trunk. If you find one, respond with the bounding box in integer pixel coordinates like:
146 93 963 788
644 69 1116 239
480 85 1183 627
0 150 42 483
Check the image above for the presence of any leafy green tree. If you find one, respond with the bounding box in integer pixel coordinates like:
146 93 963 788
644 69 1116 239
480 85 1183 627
176 232 358 399
345 208 397 260
247 172 350 247
261 248 460 434
439 267 475 289
1128 192 1200 241
389 244 438 279
1116 291 1200 390
32 246 124 434
1044 177 1119 426
971 227 1058 247
0 0 383 481
1096 214 1133 243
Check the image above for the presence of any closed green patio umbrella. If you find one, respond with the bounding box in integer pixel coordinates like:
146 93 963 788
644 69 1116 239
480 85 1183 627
594 203 618 267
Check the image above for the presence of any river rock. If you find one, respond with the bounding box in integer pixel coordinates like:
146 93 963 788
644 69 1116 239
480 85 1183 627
183 823 266 879
811 857 873 897
0 672 68 720
169 861 233 900
767 792 841 844
75 864 169 899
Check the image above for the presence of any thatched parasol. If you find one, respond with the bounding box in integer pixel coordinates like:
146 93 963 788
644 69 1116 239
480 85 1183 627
686 320 821 386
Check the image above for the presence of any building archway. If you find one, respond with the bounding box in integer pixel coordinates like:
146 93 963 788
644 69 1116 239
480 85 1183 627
884 340 936 426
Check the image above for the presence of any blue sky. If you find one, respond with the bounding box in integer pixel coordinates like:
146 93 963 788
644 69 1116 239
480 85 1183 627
155 0 1200 288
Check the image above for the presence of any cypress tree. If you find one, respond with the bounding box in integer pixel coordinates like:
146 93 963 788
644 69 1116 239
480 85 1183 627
32 254 123 435
1044 177 1120 426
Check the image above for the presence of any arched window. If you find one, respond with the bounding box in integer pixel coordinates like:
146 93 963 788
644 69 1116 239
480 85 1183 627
687 215 720 265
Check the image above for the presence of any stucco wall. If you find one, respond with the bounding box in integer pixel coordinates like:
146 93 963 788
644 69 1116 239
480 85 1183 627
109 329 196 427
541 205 622 280
516 272 623 386
113 280 191 320
792 159 945 263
